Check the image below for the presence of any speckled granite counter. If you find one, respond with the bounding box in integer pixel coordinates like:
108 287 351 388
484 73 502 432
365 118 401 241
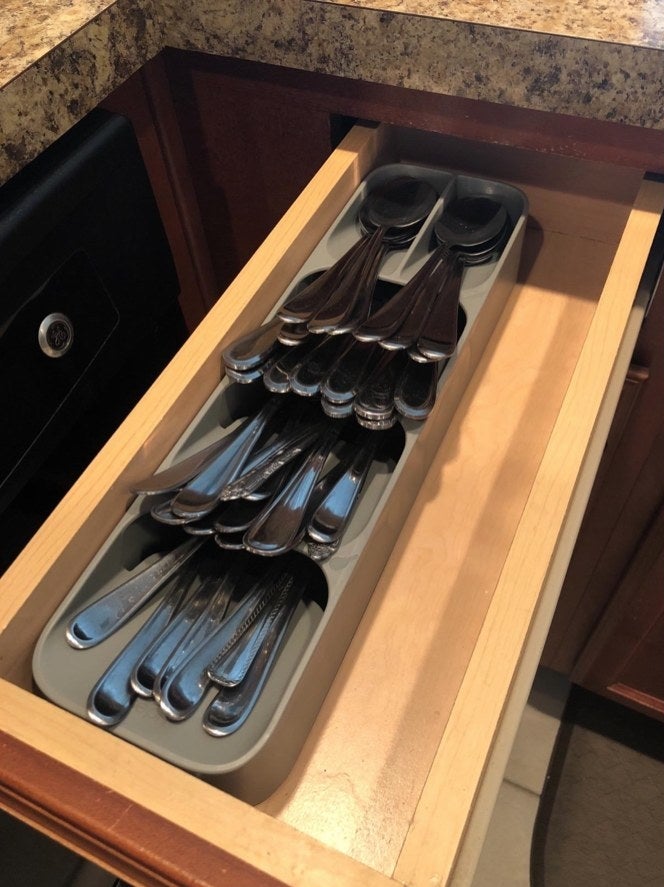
2 0 664 185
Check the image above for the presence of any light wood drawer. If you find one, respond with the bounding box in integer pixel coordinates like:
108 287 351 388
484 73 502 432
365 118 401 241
1 122 663 887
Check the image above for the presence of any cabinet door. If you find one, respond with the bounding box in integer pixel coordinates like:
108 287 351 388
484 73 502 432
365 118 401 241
570 501 664 720
541 253 664 679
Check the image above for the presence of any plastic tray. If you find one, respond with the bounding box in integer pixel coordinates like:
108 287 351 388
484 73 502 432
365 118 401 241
33 162 528 803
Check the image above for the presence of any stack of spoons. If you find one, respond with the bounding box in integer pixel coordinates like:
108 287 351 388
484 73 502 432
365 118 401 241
222 174 511 427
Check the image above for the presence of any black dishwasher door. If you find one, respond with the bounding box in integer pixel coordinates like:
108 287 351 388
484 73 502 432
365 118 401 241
0 109 188 572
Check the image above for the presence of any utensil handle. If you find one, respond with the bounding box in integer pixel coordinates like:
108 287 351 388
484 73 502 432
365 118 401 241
353 245 445 342
308 436 377 543
203 578 303 736
156 566 285 720
244 425 339 556
307 226 386 335
278 236 369 324
66 537 203 649
86 577 191 726
170 398 282 519
416 256 464 360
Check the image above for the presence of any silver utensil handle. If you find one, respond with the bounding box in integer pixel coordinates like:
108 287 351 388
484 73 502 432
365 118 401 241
207 572 295 687
86 577 190 726
156 566 286 721
243 425 339 556
203 579 302 737
66 537 203 649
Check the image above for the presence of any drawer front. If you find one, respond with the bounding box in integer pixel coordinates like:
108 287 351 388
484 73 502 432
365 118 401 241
1 123 664 887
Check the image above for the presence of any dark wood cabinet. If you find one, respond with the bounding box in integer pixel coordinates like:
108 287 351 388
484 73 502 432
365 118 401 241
570 500 664 718
541 241 664 720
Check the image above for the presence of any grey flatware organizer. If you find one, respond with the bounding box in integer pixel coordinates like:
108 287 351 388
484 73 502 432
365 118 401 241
33 162 528 804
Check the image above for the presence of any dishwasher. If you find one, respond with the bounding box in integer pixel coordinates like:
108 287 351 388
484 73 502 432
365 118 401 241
1 108 189 885
0 108 188 576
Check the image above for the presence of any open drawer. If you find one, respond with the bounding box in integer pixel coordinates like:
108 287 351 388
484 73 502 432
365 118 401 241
1 122 663 887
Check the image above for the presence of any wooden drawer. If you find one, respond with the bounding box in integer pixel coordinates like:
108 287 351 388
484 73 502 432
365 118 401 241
1 122 663 887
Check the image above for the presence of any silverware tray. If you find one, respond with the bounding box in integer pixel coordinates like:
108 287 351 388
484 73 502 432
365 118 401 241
33 163 528 803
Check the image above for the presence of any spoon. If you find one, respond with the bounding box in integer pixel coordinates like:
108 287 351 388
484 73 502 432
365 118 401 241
380 252 454 352
354 194 508 353
353 248 452 345
244 424 339 556
305 225 385 335
306 178 438 336
412 196 509 359
307 433 378 544
65 537 203 649
359 176 438 237
413 260 464 360
277 237 369 325
86 573 195 727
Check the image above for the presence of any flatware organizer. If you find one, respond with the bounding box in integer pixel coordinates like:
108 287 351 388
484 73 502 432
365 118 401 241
32 161 528 803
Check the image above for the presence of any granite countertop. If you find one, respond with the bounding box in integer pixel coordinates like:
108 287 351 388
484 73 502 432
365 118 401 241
1 0 664 185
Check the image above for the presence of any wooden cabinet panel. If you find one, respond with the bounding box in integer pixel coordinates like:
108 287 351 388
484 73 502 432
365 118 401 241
100 58 218 330
571 501 664 720
541 252 664 682
164 52 337 296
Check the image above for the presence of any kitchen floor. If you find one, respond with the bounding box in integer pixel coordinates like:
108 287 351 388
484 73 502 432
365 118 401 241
471 667 571 887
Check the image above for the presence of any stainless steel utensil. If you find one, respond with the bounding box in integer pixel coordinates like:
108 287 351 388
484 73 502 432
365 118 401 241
130 568 225 698
353 349 407 423
85 572 196 726
206 569 298 688
289 335 349 398
306 225 385 335
307 434 377 543
414 258 464 361
319 338 378 405
222 316 284 372
394 358 440 420
277 237 369 325
151 563 242 705
170 398 282 520
156 565 291 721
355 194 508 358
66 537 203 649
203 571 304 736
244 425 339 556
263 339 317 394
218 419 324 500
306 538 341 561
132 431 241 496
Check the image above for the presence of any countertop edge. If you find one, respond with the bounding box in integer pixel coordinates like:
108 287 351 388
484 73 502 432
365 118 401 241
2 0 664 187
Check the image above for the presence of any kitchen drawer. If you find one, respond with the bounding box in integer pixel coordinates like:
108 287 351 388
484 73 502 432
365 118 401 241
1 122 663 887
